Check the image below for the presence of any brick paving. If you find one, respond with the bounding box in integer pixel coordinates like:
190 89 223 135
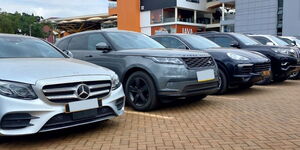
1 81 300 150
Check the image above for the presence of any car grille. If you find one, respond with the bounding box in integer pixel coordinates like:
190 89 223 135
181 57 215 69
240 63 271 74
254 63 271 72
40 107 116 132
42 81 111 103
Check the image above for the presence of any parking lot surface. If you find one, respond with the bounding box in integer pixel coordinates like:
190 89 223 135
1 81 300 150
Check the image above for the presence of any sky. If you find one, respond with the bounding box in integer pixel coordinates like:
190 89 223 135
0 0 108 18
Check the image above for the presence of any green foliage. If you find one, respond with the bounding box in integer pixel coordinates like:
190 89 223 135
0 11 50 38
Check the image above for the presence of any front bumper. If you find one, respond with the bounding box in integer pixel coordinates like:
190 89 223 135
232 73 265 85
230 63 271 86
0 76 125 136
151 64 220 97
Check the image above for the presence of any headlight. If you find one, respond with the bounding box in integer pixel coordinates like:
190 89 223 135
250 51 268 59
111 73 121 90
271 48 296 57
227 53 249 61
0 81 37 100
146 57 184 65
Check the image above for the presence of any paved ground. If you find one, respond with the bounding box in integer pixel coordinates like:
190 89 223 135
1 80 300 150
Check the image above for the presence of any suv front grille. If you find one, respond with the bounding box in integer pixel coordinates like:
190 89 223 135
182 57 215 69
240 63 271 74
42 81 111 103
254 63 271 72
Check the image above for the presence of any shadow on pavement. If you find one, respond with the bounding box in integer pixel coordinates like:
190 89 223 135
0 120 116 144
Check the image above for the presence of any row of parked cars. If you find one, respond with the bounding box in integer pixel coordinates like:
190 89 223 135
0 30 299 136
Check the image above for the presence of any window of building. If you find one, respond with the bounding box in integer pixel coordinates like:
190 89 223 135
186 0 199 3
196 11 211 24
163 8 175 23
277 0 283 35
151 9 163 24
178 9 195 23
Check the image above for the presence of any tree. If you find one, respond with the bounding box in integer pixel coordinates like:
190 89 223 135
0 11 50 38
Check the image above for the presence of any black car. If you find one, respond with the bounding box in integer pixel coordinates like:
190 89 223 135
199 32 300 82
152 34 271 94
56 31 220 111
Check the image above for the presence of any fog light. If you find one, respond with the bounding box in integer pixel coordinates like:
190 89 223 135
1 113 38 130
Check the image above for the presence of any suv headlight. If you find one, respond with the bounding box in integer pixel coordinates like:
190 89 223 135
111 73 121 90
271 48 296 57
227 53 249 61
146 57 184 65
0 81 37 100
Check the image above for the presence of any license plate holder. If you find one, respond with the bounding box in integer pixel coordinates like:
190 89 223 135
65 99 101 113
72 109 98 120
197 69 215 82
262 70 271 77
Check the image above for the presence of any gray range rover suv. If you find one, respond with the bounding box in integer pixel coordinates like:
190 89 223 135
56 31 220 111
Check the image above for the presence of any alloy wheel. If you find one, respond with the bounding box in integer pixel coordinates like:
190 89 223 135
128 77 150 107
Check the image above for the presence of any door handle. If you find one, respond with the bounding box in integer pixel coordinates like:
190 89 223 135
85 55 93 58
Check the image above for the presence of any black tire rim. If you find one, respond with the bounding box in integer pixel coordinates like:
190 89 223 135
128 77 150 107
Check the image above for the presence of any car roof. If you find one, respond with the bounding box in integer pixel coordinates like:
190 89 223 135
59 30 141 40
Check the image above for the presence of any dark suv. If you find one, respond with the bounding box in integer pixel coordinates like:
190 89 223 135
56 31 220 111
199 32 300 82
152 34 271 94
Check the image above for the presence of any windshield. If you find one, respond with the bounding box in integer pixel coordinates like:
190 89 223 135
181 35 220 49
232 33 261 46
105 32 165 50
0 37 65 58
268 36 289 46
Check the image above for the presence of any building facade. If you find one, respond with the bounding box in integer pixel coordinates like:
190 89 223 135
109 0 223 35
220 0 300 36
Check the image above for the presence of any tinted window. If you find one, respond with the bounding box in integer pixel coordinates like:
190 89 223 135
252 36 272 45
268 36 289 46
68 34 88 50
180 35 220 49
0 37 64 58
231 33 260 46
154 37 186 49
279 37 294 45
87 34 108 50
56 38 70 50
105 32 165 50
212 36 236 47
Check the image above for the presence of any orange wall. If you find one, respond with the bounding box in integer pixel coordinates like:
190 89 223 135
116 0 141 32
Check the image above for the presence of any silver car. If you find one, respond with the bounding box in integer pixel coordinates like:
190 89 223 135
0 34 125 136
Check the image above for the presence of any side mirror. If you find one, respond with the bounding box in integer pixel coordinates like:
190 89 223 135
291 41 297 46
62 50 73 58
96 42 112 52
266 42 275 46
230 41 240 48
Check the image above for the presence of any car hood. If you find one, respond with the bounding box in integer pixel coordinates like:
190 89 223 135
115 48 211 58
204 48 270 62
0 58 113 84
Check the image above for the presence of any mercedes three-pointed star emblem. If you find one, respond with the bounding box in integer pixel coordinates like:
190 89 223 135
76 84 90 100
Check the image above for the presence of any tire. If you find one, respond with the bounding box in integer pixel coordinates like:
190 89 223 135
186 95 207 101
215 69 228 95
125 71 158 111
289 71 300 80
